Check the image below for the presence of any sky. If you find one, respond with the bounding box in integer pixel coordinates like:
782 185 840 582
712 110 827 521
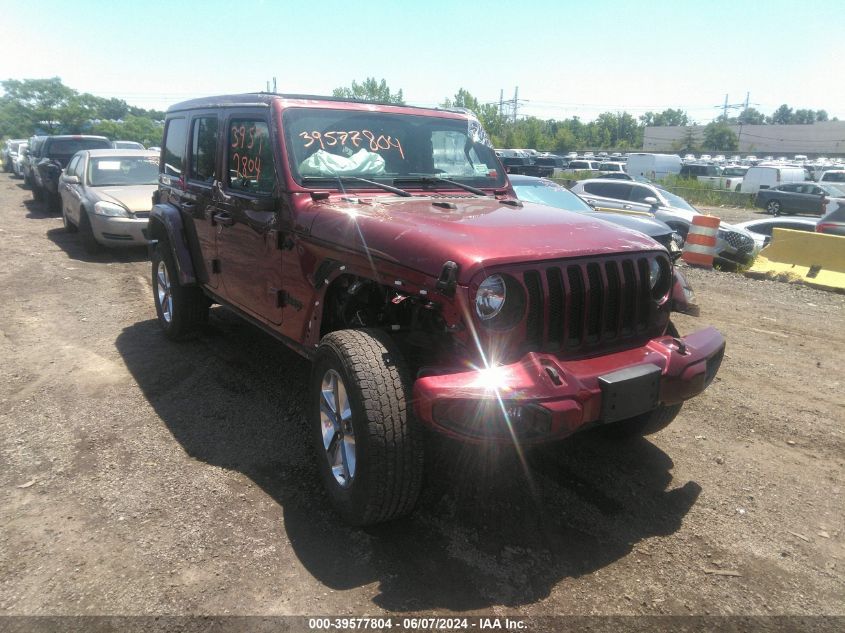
3 0 845 123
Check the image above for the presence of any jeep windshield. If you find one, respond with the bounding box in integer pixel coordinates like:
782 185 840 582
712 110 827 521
283 107 506 191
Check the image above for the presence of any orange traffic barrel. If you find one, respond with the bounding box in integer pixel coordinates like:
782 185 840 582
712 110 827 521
682 215 720 268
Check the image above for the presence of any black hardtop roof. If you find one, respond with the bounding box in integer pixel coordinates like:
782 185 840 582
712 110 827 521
166 92 465 116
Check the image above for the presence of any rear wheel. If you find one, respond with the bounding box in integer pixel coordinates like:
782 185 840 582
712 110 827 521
151 238 209 339
310 329 424 526
766 200 782 215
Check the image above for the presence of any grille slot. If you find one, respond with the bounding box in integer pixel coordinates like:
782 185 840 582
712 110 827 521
524 270 543 349
518 256 659 354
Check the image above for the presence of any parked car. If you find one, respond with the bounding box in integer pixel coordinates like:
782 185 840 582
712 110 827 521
31 135 113 211
147 93 725 526
625 153 682 180
499 155 553 178
598 161 626 174
58 149 159 253
22 136 46 185
679 163 722 185
734 217 819 249
509 175 683 254
754 182 845 216
739 165 806 195
570 179 758 266
816 201 845 236
717 165 749 192
564 159 600 174
12 142 28 178
113 140 145 150
817 169 845 183
3 139 27 172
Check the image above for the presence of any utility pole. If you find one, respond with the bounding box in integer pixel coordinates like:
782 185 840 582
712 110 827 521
499 89 504 117
272 77 277 93
723 94 729 121
513 86 519 123
737 92 750 151
266 81 270 92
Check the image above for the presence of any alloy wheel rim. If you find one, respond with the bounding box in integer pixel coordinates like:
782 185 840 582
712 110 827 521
156 260 173 323
319 369 356 488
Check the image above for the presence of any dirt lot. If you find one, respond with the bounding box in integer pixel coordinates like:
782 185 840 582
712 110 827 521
0 173 843 621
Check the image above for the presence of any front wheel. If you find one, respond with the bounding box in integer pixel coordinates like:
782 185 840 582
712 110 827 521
78 210 101 253
62 206 78 233
151 239 209 339
766 200 782 215
310 329 424 526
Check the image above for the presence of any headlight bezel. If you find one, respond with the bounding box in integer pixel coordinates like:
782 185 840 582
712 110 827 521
649 255 673 302
93 200 132 217
473 273 525 330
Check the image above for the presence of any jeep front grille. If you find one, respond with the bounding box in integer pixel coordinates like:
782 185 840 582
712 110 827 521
522 256 657 353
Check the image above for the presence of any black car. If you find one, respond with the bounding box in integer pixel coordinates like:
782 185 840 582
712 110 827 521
31 135 112 212
499 156 553 178
508 175 681 253
755 182 845 216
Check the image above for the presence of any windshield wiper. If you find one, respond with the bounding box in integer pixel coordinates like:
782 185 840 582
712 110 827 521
301 176 411 197
394 175 489 197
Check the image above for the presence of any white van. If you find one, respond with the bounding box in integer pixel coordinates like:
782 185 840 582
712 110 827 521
625 153 682 180
739 165 806 194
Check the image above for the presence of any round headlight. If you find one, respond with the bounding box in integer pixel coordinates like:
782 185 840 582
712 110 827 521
649 256 672 301
476 275 507 320
648 258 661 289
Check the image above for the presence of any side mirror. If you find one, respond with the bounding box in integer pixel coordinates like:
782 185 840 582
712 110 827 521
643 196 659 206
62 175 80 185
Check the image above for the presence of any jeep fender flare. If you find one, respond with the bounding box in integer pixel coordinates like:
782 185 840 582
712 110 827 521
148 203 197 286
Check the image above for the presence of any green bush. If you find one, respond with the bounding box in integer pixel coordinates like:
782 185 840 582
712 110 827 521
661 175 755 208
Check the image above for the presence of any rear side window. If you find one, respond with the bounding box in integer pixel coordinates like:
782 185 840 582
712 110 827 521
227 118 275 195
583 181 631 199
189 116 218 184
163 117 188 177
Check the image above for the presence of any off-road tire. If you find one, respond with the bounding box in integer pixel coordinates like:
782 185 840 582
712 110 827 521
78 210 102 254
151 238 209 340
310 329 424 526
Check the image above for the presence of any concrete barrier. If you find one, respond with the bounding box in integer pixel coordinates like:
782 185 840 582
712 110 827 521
746 228 845 292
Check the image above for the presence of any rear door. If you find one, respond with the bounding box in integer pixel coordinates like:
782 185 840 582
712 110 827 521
579 181 635 212
184 112 222 288
215 112 285 325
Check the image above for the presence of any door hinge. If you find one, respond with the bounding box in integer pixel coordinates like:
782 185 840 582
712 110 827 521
270 288 303 310
270 230 295 250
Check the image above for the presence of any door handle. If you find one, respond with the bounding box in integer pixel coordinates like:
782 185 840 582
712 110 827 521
212 212 235 227
623 204 632 209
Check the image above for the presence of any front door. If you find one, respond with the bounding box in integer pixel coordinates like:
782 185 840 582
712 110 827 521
216 114 284 325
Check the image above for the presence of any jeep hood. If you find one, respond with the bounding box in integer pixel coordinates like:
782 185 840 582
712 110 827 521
307 195 662 283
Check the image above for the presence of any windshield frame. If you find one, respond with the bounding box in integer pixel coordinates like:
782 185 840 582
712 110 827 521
281 106 507 192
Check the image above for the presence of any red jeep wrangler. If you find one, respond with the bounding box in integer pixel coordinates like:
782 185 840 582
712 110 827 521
149 93 725 525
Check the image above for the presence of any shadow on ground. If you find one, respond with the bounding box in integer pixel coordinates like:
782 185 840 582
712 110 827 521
46 226 148 263
116 312 701 611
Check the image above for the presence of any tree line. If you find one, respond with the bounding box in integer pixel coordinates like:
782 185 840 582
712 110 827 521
1 76 837 152
0 78 165 146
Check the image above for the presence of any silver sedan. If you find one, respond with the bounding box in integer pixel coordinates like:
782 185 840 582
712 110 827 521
59 149 158 254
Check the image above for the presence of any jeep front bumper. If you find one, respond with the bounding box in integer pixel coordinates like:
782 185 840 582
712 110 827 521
413 327 725 443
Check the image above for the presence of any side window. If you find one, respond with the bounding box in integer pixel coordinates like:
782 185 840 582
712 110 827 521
189 116 218 184
163 117 188 178
74 156 86 180
227 118 275 195
66 155 80 176
628 185 655 203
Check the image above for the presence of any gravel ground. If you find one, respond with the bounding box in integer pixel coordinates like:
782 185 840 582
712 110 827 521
0 173 842 621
